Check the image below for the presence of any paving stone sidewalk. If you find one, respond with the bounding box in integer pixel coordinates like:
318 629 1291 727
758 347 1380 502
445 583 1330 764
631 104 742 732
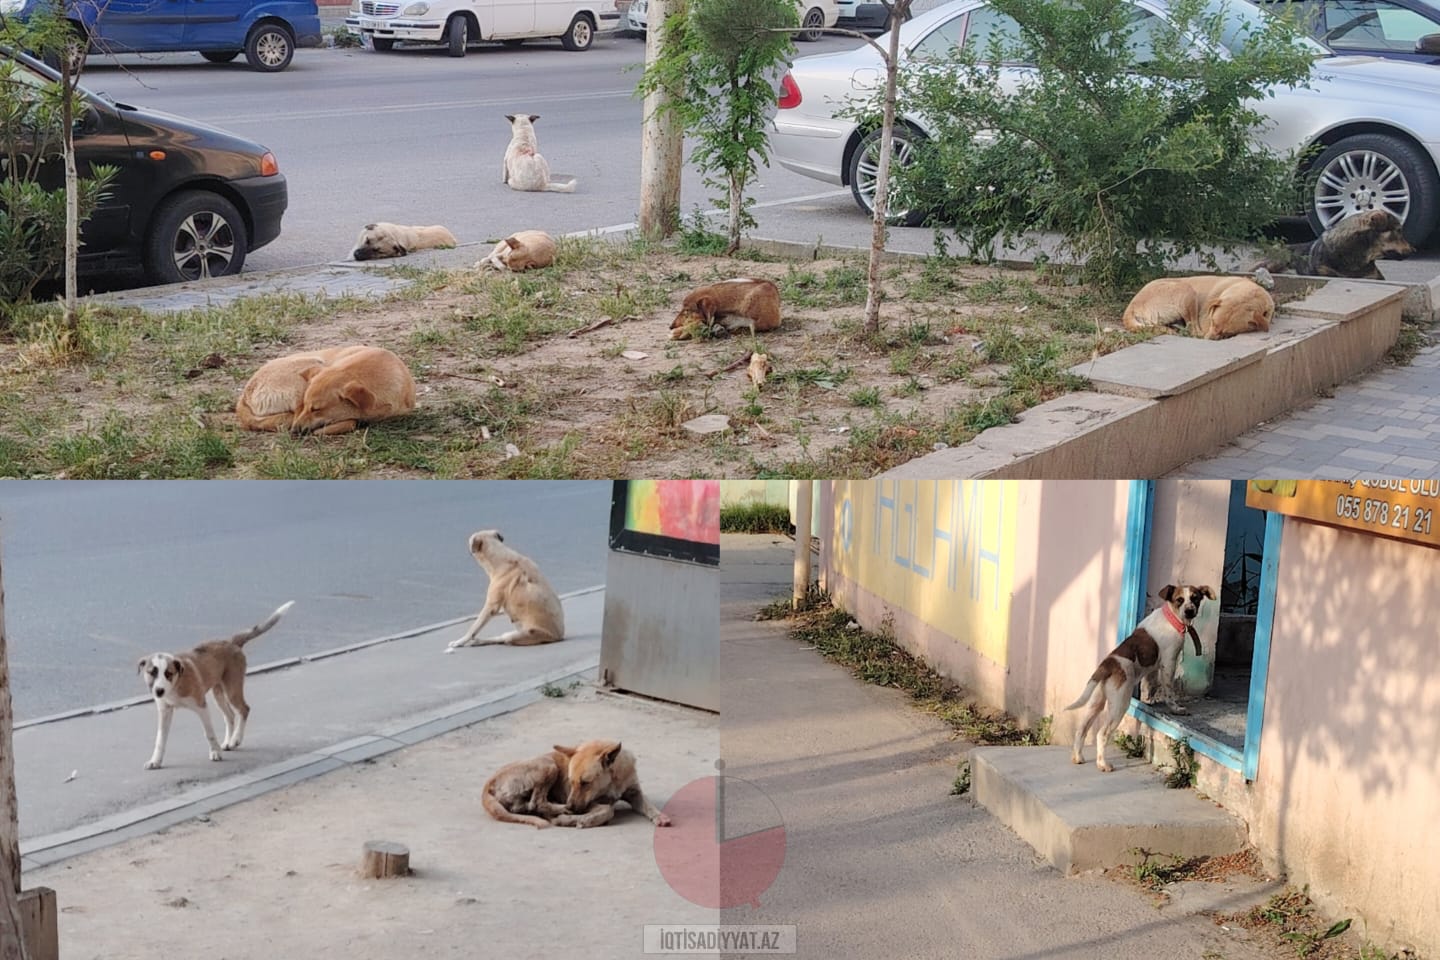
1170 341 1440 479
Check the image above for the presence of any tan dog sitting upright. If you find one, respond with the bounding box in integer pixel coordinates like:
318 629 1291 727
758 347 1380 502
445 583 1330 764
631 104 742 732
1123 276 1274 340
502 114 576 193
670 278 782 340
476 230 556 272
137 601 294 770
289 346 417 436
446 529 565 651
1066 584 1214 772
351 222 458 261
236 346 367 433
482 740 672 829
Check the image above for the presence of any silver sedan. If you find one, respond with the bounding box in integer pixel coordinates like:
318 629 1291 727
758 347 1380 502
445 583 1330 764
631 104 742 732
770 0 1440 241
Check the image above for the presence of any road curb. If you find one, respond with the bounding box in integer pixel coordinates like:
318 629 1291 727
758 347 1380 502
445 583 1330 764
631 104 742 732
13 584 605 732
18 657 600 869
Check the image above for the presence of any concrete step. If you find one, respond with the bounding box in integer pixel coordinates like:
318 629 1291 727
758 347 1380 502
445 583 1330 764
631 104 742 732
971 745 1246 876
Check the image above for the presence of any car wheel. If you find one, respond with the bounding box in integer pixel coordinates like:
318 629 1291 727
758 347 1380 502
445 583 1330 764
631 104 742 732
560 13 594 50
145 191 248 285
446 15 468 57
1308 133 1439 244
848 126 926 227
42 20 88 74
795 7 826 41
201 50 241 63
371 36 395 51
245 22 294 71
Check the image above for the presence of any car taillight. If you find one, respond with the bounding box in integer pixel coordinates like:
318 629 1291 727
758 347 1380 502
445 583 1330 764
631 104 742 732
260 152 279 176
778 73 801 109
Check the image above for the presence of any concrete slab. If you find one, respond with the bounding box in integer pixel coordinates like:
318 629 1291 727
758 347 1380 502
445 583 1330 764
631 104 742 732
1069 335 1268 400
971 745 1246 876
1280 279 1407 322
1159 877 1287 918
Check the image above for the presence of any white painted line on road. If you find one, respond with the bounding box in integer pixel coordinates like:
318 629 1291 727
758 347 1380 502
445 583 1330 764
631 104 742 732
214 88 635 125
13 584 606 731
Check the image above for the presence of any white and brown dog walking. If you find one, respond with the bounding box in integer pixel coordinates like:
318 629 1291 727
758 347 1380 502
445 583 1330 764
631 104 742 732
1067 584 1213 772
446 530 565 651
137 601 294 769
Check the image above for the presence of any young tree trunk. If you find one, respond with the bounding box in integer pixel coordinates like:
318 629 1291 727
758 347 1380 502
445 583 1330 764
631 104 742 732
61 64 79 331
861 0 909 335
638 0 688 241
727 173 742 255
0 535 30 960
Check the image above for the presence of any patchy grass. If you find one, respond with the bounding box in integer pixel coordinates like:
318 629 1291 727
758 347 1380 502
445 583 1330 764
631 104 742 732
0 236 1147 478
1165 736 1198 789
784 593 1050 746
1387 319 1433 366
720 502 792 534
1222 888 1379 960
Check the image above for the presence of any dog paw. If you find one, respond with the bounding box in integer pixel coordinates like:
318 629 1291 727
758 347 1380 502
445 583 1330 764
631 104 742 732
1098 761 1115 773
1071 754 1084 765
654 814 673 828
209 750 223 762
1168 704 1191 716
144 760 162 770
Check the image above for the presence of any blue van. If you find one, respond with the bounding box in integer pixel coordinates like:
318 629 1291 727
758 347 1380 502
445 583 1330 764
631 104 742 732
13 0 322 71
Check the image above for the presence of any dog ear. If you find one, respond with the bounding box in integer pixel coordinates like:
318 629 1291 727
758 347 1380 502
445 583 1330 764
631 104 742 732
137 657 150 675
495 532 504 542
696 296 714 320
339 381 377 412
299 362 326 383
602 742 623 767
528 114 540 123
505 114 516 123
1159 584 1176 602
172 660 185 676
1198 585 1216 601
553 744 576 757
363 223 376 231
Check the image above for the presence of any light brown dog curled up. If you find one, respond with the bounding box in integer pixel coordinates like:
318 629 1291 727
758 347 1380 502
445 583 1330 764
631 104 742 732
502 114 576 193
138 601 294 769
236 345 367 433
1122 276 1274 340
670 278 782 340
446 529 565 651
482 740 672 829
288 346 415 435
476 230 557 272
351 222 458 261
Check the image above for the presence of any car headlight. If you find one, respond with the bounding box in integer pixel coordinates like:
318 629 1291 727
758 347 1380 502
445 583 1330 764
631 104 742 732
400 2 427 14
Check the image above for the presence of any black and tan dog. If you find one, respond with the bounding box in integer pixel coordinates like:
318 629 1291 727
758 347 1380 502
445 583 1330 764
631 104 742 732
1251 209 1413 280
1066 584 1213 772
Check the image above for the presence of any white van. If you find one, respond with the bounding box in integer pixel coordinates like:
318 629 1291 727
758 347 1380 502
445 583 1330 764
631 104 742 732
347 0 619 55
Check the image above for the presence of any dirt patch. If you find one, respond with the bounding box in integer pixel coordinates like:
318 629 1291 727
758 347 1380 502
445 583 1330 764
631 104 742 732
0 238 1153 478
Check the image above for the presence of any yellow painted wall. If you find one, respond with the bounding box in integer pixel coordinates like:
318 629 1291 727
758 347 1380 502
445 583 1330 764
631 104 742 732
828 480 1019 665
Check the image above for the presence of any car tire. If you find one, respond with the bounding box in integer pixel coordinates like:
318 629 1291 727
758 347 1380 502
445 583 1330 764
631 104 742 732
145 191 248 285
795 7 826 41
560 13 594 50
371 36 395 51
1307 132 1440 244
42 20 88 74
201 50 241 63
245 22 294 71
446 15 468 57
848 125 927 227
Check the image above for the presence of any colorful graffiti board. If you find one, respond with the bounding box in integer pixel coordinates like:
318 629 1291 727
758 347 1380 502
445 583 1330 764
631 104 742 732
609 480 721 566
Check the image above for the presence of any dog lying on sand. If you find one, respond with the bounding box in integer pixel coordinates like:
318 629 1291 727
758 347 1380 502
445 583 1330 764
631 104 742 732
1249 209 1413 280
237 345 416 435
482 740 672 829
476 230 556 272
351 222 458 261
670 278 782 340
502 115 576 193
1122 276 1274 340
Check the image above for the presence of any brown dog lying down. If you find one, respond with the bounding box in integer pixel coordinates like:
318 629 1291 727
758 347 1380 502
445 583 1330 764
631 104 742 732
476 230 556 272
351 222 458 261
1122 276 1274 340
482 740 673 830
236 345 416 435
1249 209 1413 280
670 278 782 340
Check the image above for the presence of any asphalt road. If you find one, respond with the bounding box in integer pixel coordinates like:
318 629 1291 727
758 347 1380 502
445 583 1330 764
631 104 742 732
0 480 611 721
77 31 861 273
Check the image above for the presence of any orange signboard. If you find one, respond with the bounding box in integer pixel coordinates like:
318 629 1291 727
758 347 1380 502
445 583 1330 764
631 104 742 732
1246 479 1440 550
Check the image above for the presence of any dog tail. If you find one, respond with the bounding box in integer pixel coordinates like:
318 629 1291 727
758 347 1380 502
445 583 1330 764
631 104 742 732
229 601 295 648
482 774 552 829
1064 677 1099 711
543 179 576 193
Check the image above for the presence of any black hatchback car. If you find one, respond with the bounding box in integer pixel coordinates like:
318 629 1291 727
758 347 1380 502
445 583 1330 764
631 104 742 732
3 48 287 285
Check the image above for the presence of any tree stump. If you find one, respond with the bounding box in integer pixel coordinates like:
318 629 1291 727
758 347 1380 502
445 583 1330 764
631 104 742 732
360 841 410 879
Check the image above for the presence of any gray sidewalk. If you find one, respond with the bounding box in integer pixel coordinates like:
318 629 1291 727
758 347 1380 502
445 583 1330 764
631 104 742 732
16 588 603 866
717 533 1270 960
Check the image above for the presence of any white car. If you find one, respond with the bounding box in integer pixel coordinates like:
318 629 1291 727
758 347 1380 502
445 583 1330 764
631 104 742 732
771 0 1440 240
628 0 841 41
346 0 619 55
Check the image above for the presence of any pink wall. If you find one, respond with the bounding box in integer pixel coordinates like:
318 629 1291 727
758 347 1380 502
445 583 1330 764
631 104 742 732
1252 519 1440 953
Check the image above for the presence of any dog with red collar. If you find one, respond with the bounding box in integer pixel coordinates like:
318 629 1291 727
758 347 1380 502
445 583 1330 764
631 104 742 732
1066 584 1214 772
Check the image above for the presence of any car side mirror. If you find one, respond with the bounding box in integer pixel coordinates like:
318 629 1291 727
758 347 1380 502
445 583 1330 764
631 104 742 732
1415 32 1440 54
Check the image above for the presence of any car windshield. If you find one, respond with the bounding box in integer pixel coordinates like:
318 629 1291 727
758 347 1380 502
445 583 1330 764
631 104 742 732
1201 0 1332 54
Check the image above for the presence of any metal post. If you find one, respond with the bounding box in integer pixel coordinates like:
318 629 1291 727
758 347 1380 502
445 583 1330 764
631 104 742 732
793 481 813 608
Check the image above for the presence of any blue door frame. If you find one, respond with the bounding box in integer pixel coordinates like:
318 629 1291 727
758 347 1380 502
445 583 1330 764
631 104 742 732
1119 480 1283 782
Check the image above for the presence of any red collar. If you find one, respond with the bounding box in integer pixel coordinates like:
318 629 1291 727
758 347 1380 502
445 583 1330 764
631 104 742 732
1162 604 1186 634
